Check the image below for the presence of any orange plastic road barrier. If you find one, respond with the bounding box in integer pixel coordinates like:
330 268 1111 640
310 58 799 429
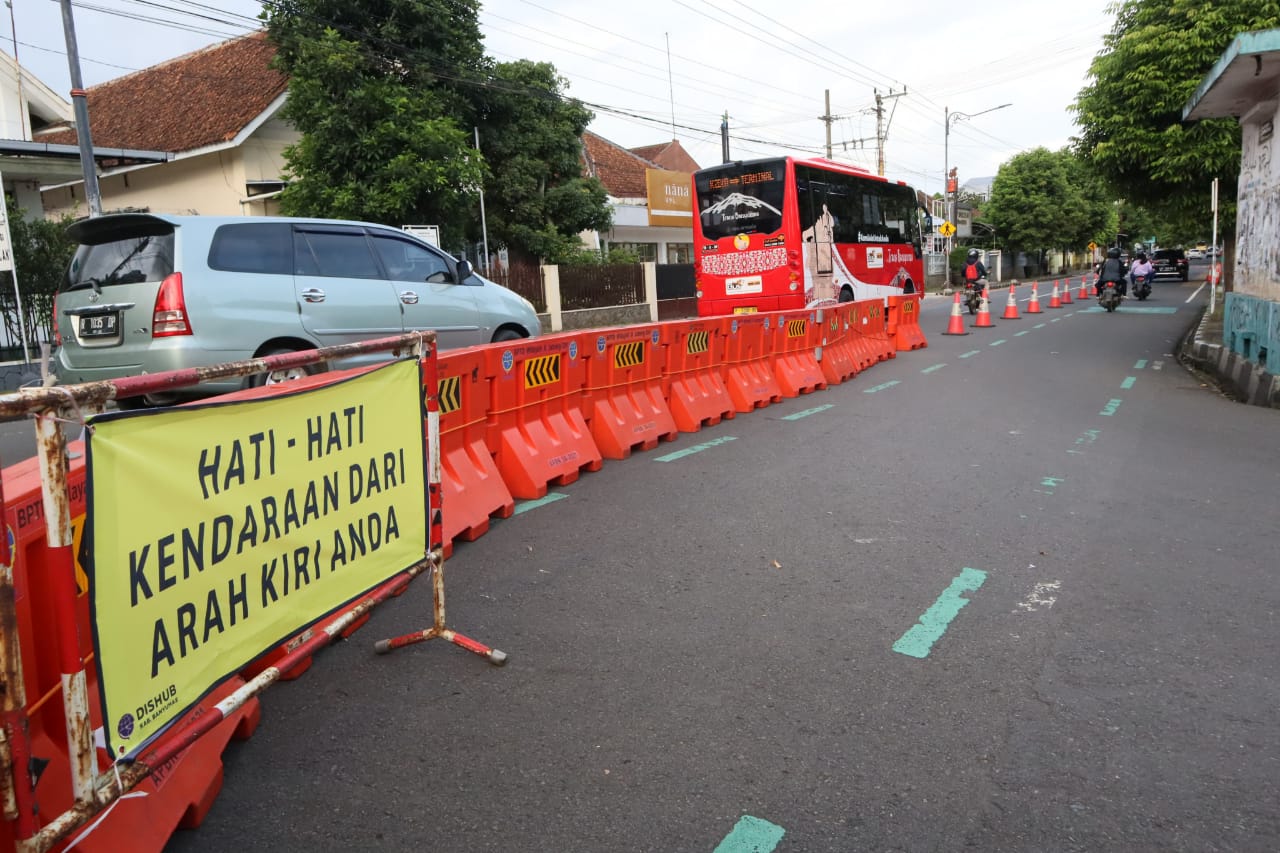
487 333 603 498
815 305 859 385
1 452 261 853
854 299 897 363
718 313 784 412
658 319 736 432
1026 282 1043 314
435 345 515 554
769 310 827 397
582 326 679 459
845 301 878 369
887 294 929 350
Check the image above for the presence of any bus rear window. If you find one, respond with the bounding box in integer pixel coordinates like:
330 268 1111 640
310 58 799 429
695 160 786 240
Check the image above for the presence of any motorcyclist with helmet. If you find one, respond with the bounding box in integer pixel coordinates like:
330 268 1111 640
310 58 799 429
1096 246 1129 297
962 249 988 286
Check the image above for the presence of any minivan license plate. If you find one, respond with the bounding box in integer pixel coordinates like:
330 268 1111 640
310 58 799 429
79 313 119 338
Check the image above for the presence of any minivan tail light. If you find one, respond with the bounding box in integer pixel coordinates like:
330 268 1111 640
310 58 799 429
152 272 192 337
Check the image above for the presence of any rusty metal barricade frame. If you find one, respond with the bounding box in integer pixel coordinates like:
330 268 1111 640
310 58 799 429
0 332 505 853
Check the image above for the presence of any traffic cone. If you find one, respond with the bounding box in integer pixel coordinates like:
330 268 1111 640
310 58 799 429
1026 282 1043 313
942 292 969 335
973 286 997 328
1001 281 1021 319
1091 274 1099 296
1078 276 1090 300
1048 280 1062 309
1061 279 1074 304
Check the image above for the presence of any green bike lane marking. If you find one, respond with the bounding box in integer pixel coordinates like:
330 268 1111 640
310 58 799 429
921 363 947 374
1014 330 1030 337
712 815 786 853
893 567 988 659
655 435 738 462
1121 376 1136 390
1134 359 1148 369
781 404 834 421
1033 322 1047 328
513 493 570 515
989 339 1007 346
1100 399 1123 416
863 380 900 393
958 350 981 359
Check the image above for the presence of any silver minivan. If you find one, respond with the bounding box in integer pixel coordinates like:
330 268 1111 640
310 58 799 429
54 214 540 405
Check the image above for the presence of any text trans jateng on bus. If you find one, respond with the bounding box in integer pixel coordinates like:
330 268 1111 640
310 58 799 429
692 157 930 316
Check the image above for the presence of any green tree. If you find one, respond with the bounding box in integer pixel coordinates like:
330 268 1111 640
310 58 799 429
1072 0 1280 235
983 148 1108 262
471 60 611 263
264 1 488 243
1 213 77 354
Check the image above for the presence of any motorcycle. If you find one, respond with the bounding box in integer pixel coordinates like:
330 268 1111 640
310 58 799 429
1131 273 1152 301
1098 279 1121 312
963 278 986 314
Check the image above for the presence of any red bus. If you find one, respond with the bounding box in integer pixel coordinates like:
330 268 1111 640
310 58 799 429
692 157 930 315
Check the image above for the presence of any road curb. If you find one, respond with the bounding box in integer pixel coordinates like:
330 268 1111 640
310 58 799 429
1178 304 1280 409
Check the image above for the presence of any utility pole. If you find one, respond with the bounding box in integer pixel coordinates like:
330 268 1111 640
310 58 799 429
873 87 906 177
58 0 101 217
720 111 730 164
820 89 834 159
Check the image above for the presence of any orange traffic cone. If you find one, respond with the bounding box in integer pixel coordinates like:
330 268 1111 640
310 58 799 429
942 292 969 335
973 286 997 328
1026 282 1043 314
1061 279 1074 304
1001 282 1022 319
1078 276 1090 300
1090 274 1099 297
1048 280 1062 309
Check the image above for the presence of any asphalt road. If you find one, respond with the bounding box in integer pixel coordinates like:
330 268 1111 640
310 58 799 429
148 267 1279 853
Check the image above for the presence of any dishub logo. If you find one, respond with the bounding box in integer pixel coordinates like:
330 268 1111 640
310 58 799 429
734 234 750 251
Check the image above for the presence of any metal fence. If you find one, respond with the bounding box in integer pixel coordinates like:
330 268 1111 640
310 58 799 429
558 264 644 311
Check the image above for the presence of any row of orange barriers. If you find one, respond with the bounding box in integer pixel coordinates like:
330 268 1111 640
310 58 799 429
435 295 926 555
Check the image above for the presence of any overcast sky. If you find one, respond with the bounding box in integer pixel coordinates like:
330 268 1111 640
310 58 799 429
10 0 1115 196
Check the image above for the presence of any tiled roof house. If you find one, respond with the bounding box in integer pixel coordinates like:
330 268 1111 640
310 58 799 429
580 131 700 263
38 31 295 217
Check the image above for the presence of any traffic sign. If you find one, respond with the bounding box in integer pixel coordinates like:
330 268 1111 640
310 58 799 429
1087 241 1097 251
939 221 956 237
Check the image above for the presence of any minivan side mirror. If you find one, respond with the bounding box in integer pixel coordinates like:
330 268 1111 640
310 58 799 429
456 259 473 282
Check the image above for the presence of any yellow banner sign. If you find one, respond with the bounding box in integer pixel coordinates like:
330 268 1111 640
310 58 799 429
87 359 427 758
646 169 693 228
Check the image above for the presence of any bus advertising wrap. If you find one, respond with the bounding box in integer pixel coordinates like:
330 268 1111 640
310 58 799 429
86 358 427 758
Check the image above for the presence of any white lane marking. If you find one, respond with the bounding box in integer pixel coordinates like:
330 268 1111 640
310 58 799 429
1016 581 1061 612
1186 283 1206 303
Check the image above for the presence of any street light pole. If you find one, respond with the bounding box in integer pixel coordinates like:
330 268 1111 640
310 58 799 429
942 102 1012 289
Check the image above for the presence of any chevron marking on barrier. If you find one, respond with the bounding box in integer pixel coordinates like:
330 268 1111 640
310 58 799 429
786 319 808 338
613 341 645 368
686 330 709 355
524 353 561 388
437 375 461 415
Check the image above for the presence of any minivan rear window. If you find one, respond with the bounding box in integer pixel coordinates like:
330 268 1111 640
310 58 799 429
208 223 293 275
64 232 175 292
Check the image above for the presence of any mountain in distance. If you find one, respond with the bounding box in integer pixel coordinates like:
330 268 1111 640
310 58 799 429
703 192 782 217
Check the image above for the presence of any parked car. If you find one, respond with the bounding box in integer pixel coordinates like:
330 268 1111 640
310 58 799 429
54 214 540 406
1151 248 1189 281
1186 248 1205 260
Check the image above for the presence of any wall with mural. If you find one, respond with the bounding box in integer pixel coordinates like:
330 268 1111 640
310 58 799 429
1235 99 1280 303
